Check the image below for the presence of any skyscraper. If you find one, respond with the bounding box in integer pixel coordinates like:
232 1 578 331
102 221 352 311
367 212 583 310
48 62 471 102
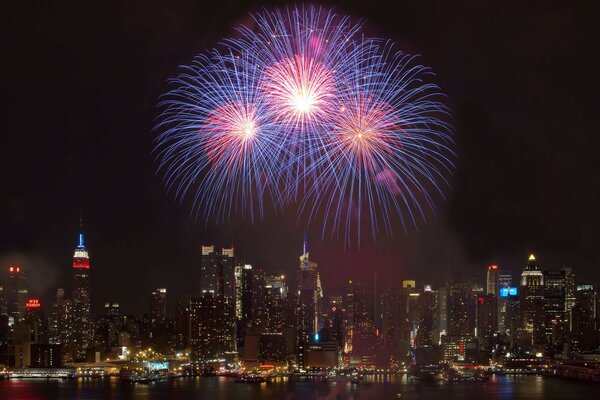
150 288 167 325
189 291 236 365
200 245 235 297
497 271 512 332
48 288 73 362
520 254 545 352
295 237 323 367
72 231 92 360
6 265 28 324
486 264 499 296
543 269 568 353
199 245 237 354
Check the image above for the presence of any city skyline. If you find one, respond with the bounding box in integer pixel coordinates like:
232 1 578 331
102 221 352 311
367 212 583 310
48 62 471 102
1 0 598 318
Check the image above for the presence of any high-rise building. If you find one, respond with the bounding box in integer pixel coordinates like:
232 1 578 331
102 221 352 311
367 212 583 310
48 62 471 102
570 285 598 353
71 232 92 360
200 245 235 297
486 265 499 296
264 274 287 333
48 288 73 362
497 271 512 332
24 298 45 344
150 288 167 324
0 284 7 316
447 282 470 336
199 245 237 354
543 269 568 353
189 291 236 364
294 238 323 366
563 267 576 313
6 265 28 324
174 301 189 350
475 293 497 356
520 254 545 351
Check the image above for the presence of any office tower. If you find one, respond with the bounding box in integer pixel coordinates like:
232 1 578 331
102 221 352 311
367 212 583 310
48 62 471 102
6 265 28 324
174 302 189 349
48 288 73 362
189 291 235 364
447 282 470 336
24 298 44 344
487 265 499 296
0 284 6 315
150 288 167 325
264 274 287 333
563 267 576 312
520 254 546 351
295 238 323 367
497 271 512 332
199 245 237 354
416 285 437 347
442 280 475 363
543 269 568 353
251 267 266 328
200 245 235 297
342 280 355 355
570 285 598 353
475 293 497 356
437 286 448 341
326 295 344 350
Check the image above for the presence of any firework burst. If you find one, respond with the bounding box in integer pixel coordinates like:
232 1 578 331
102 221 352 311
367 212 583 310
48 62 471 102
155 5 455 243
155 51 288 223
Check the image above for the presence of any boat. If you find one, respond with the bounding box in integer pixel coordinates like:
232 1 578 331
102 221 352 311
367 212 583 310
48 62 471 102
235 374 266 383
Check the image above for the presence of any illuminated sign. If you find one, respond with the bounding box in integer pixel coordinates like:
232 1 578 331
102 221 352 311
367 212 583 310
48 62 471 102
26 299 41 309
500 287 518 297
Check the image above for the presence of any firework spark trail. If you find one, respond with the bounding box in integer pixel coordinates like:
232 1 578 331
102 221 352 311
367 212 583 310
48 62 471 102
155 5 456 244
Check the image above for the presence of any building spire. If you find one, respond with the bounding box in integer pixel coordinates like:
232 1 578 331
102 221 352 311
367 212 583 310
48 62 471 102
77 211 85 249
303 233 307 256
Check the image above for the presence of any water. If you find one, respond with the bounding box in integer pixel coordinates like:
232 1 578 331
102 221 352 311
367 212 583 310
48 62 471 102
0 374 595 400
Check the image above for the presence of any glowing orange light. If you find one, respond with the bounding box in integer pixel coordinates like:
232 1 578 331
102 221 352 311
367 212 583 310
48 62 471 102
488 264 498 270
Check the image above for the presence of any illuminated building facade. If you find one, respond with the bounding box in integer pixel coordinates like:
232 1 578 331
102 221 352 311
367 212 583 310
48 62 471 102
520 254 546 351
295 238 323 367
71 232 92 360
189 291 235 364
543 269 568 353
486 264 499 296
497 271 512 332
6 265 28 324
150 288 167 324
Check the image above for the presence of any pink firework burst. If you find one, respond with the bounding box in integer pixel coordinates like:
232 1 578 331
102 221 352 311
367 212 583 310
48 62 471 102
203 101 260 171
261 54 336 130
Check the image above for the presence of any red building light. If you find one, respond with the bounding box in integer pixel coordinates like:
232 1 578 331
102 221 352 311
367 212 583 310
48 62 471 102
488 264 498 270
26 299 41 309
8 266 21 273
73 259 90 269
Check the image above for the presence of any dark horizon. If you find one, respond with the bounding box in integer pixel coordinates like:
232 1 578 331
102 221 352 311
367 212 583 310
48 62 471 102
1 0 598 316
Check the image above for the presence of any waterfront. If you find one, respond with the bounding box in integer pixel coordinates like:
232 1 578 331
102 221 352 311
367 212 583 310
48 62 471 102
0 375 596 400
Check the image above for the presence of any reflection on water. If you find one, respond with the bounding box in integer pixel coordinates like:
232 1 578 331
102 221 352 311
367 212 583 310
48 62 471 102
0 374 595 400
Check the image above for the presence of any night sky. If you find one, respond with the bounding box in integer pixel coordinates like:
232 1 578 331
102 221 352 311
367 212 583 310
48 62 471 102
1 1 597 315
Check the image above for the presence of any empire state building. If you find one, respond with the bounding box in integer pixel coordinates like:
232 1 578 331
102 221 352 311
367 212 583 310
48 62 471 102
72 231 92 360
